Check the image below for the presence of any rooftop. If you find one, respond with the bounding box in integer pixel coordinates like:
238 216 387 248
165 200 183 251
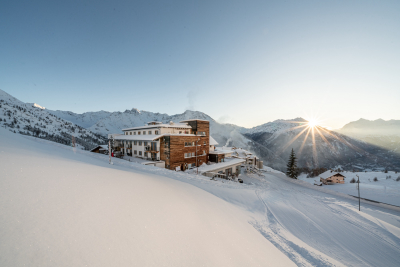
180 119 209 122
114 133 197 141
197 158 246 173
122 123 191 131
319 171 346 179
209 136 218 146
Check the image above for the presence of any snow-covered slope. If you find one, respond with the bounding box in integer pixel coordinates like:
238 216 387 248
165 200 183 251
2 127 400 266
0 89 106 150
299 171 400 206
49 109 112 128
0 126 293 267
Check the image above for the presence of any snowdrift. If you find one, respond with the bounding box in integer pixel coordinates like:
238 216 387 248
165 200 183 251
0 128 293 266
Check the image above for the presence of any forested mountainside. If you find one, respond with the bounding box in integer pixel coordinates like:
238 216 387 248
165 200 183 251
0 89 106 150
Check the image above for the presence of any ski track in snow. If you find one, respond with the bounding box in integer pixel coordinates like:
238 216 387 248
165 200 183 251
3 131 400 266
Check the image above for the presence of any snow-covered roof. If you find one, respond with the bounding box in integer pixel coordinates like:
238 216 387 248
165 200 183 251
114 133 197 141
114 134 164 141
122 123 191 131
197 159 245 173
209 136 218 146
180 119 209 122
209 150 233 155
319 171 346 179
90 145 108 152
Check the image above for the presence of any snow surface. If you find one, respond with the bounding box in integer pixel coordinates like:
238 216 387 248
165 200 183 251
299 171 400 206
1 128 400 266
0 128 293 267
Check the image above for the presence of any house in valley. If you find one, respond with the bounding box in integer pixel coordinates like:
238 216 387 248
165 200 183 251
319 172 345 185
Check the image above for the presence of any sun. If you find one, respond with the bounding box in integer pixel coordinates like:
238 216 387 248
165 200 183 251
307 118 319 128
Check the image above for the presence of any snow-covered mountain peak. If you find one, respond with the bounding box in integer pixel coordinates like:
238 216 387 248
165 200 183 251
244 117 308 135
32 103 46 109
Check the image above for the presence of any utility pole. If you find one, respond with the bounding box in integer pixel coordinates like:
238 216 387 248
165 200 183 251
196 138 200 175
356 174 360 211
108 137 113 165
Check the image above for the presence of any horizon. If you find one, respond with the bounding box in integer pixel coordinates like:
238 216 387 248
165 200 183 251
1 86 397 130
1 1 399 129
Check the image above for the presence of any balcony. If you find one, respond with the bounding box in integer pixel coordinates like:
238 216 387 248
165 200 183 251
145 146 158 152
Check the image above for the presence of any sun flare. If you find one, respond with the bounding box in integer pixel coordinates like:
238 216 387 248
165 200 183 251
307 118 319 128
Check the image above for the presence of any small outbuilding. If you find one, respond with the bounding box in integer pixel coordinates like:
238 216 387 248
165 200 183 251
90 145 108 154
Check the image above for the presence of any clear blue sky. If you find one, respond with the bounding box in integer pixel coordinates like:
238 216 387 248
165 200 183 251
1 0 399 129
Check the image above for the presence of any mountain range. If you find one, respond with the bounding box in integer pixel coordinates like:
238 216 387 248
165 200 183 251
1 89 399 171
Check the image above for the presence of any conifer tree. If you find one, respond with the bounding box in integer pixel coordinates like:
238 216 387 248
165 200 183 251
286 148 298 179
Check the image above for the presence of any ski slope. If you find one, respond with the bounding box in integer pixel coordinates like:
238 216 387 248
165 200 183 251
1 128 400 266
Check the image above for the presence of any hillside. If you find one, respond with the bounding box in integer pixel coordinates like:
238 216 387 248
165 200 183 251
2 127 400 266
0 125 294 267
338 118 400 153
243 118 400 172
0 89 107 150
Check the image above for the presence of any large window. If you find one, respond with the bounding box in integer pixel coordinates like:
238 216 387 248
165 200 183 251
139 141 142 146
144 142 148 146
134 150 137 155
185 152 195 158
134 141 137 145
155 130 159 135
139 151 142 156
148 131 152 135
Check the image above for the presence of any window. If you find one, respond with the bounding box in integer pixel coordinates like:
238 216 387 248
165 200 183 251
134 150 137 155
144 152 148 157
155 130 159 135
139 151 142 156
134 132 136 135
148 131 151 135
139 141 142 146
130 132 132 135
185 130 189 134
143 131 146 135
192 142 195 146
204 141 206 146
191 152 195 157
179 131 182 134
138 131 141 135
134 141 137 145
125 132 128 135
191 163 196 168
144 142 147 146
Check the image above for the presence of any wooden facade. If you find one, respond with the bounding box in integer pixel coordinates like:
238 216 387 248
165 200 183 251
160 120 210 170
